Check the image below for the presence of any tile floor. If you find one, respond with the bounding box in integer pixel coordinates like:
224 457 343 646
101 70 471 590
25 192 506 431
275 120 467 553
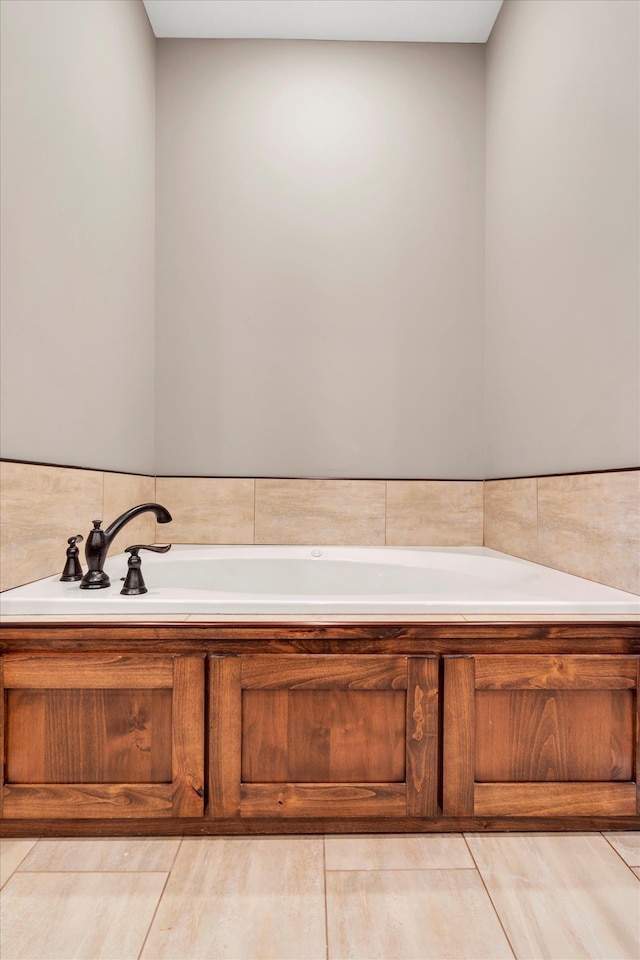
0 832 638 959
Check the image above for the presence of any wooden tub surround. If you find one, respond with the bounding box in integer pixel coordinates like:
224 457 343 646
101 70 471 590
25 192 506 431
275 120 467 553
1 621 639 837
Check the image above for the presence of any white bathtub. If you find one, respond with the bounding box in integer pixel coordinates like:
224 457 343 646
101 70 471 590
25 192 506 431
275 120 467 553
1 545 638 616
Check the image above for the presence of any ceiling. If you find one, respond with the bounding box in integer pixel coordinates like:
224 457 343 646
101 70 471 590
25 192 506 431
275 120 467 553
142 0 504 43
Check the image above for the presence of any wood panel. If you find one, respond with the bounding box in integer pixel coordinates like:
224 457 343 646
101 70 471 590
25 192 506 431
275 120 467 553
406 657 439 817
171 655 205 816
3 655 174 688
241 690 289 783
474 782 637 817
2 784 173 819
241 656 408 689
6 689 172 783
442 657 475 816
240 783 406 818
241 690 406 783
474 656 637 689
209 656 242 818
2 654 205 820
475 690 634 782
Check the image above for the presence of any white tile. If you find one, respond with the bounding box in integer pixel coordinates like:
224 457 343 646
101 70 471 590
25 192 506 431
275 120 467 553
604 832 640 867
326 868 514 959
0 838 37 888
0 871 166 959
20 838 181 872
325 834 474 871
142 836 326 959
466 833 640 959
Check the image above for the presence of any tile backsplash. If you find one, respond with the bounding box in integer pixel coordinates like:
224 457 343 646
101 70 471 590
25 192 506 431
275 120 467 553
1 462 638 596
485 470 639 595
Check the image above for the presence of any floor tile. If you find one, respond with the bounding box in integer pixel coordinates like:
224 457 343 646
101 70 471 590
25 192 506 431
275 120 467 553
466 833 640 959
141 836 326 959
603 831 640 867
634 868 640 880
0 838 37 888
20 837 181 872
0 871 166 959
326 868 513 959
325 833 474 871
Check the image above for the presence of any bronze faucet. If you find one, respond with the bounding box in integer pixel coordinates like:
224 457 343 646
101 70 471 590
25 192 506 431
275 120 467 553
80 503 172 589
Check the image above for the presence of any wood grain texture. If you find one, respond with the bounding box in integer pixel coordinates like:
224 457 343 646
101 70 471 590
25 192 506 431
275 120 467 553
2 621 639 656
240 783 406 818
241 690 289 782
3 784 173 819
171 655 205 816
474 782 637 817
475 690 635 782
241 655 407 689
474 655 638 689
208 656 242 818
442 657 475 816
3 812 639 837
636 660 640 815
406 657 439 817
3 654 174 688
6 689 172 783
241 690 406 784
475 689 634 782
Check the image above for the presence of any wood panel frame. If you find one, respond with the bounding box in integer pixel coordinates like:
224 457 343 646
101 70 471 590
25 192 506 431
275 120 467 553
2 654 205 819
442 655 639 818
209 654 438 819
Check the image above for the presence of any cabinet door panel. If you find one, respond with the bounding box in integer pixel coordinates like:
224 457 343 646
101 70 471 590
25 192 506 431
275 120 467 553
210 655 438 820
443 655 639 818
2 654 204 820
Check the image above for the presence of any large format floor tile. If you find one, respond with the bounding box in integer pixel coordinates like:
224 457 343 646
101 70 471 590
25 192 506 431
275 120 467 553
325 833 473 871
326 868 514 959
0 871 167 959
603 831 640 867
141 836 326 959
19 837 181 873
0 839 37 888
466 833 640 959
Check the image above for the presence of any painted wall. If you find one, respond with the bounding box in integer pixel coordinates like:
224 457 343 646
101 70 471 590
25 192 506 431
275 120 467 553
485 0 640 478
155 40 486 478
0 0 156 474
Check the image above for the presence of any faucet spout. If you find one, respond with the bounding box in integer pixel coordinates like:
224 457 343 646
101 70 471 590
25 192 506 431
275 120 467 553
80 503 172 590
103 503 172 551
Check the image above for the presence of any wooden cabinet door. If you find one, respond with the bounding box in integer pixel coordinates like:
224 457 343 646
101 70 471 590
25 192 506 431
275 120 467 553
1 654 205 819
209 655 438 820
443 655 639 818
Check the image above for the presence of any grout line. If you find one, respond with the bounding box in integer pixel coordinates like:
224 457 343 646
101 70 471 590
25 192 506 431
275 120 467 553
599 831 640 877
253 477 257 544
462 834 518 960
136 868 174 960
323 836 330 960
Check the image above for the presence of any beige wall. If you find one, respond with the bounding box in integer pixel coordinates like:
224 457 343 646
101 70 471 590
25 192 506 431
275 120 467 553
155 39 486 478
2 461 636 596
0 0 156 474
485 0 640 478
484 469 640 595
0 461 155 592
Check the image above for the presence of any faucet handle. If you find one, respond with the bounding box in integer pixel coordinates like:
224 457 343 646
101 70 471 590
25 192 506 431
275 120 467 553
121 544 171 596
60 535 84 582
125 544 172 556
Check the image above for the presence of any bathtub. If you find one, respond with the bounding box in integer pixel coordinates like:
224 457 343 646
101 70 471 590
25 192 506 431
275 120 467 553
1 545 638 616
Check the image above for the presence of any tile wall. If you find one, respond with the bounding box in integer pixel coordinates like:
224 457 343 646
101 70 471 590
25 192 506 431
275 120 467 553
1 461 638 596
484 470 639 595
0 462 155 592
